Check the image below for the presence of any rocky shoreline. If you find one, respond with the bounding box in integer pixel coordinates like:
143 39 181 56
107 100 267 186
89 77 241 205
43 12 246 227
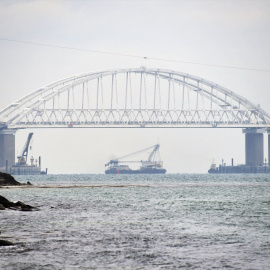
0 172 33 187
0 172 36 211
0 172 36 246
0 172 22 186
0 194 36 211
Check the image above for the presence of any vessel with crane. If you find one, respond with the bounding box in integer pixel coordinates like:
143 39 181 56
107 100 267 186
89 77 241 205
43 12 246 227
105 144 166 174
11 132 47 175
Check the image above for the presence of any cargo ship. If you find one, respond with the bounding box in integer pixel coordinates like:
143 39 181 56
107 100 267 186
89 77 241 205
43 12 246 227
105 144 166 174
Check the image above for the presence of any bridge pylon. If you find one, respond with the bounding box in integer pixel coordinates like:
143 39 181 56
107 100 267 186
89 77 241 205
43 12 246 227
268 129 270 166
0 129 16 173
243 128 266 166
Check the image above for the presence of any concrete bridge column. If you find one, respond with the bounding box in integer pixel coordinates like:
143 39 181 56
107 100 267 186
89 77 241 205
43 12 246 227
0 129 16 173
243 128 265 166
268 130 270 166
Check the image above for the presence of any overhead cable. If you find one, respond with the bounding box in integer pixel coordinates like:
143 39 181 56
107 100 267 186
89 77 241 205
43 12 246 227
0 37 269 73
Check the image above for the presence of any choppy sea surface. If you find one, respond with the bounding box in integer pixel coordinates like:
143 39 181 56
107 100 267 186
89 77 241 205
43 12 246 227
1 174 270 269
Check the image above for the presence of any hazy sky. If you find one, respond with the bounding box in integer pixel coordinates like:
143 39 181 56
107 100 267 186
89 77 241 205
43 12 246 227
0 0 270 174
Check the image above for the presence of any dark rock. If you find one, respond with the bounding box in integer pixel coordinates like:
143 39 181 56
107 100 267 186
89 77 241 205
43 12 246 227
0 172 21 186
0 204 5 210
21 205 34 211
0 195 36 211
0 195 14 208
0 239 14 246
15 201 34 211
15 201 27 207
27 181 32 185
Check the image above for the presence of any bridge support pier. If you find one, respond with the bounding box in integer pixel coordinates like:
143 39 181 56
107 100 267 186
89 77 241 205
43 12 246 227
243 128 265 166
0 129 16 173
268 130 270 166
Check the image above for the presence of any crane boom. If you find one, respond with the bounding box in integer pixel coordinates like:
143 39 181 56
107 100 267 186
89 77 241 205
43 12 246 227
17 132 33 165
105 144 161 167
148 144 160 162
117 144 159 160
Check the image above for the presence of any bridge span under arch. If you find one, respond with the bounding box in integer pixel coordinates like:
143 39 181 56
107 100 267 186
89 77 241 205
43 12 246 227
0 67 270 172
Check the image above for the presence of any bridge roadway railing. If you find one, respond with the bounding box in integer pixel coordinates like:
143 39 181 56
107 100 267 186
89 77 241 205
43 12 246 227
3 107 270 129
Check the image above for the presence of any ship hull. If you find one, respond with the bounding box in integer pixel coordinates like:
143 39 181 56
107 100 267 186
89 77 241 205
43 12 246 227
208 165 270 174
10 165 47 175
208 168 219 174
105 168 166 174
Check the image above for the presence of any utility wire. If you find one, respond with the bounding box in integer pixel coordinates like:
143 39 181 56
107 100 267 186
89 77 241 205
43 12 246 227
0 37 269 73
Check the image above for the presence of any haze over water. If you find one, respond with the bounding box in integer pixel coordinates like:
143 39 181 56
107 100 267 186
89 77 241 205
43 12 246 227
1 174 270 269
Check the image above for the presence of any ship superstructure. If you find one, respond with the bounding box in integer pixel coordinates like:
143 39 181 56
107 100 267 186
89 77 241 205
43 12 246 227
105 144 166 174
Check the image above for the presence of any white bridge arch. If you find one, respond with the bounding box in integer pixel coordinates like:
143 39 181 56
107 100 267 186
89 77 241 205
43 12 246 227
1 67 270 129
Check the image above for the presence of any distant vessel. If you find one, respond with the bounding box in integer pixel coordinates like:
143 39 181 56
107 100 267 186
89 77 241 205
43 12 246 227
208 163 219 174
105 144 166 174
11 132 48 175
208 159 270 174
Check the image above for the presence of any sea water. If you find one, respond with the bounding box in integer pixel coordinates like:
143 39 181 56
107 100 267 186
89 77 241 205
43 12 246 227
0 174 270 269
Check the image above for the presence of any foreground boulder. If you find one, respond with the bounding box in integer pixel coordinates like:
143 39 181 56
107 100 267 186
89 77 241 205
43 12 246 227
0 239 14 246
0 172 21 186
0 195 36 211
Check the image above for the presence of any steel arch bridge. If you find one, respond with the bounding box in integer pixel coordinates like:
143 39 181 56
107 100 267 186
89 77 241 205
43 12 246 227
1 67 270 129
